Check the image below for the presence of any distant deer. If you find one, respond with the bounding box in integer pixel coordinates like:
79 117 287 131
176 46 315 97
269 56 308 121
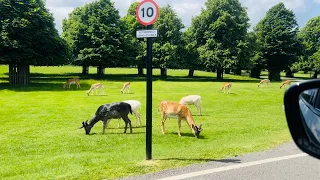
258 79 270 87
280 80 292 89
87 83 104 96
121 82 131 94
179 95 202 116
63 78 81 89
220 82 232 94
158 101 202 138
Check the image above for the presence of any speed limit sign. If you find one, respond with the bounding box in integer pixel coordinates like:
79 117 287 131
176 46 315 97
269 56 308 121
136 0 159 26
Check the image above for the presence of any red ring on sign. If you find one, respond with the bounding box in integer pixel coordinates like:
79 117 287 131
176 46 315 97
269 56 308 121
136 0 159 26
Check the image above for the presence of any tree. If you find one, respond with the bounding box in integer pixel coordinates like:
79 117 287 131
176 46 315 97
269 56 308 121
152 5 184 77
62 0 124 75
255 3 300 81
193 0 249 79
297 16 320 78
121 2 146 75
0 0 70 85
181 28 201 77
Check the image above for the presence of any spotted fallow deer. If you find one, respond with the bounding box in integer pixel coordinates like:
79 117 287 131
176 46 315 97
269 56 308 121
63 78 81 89
280 80 292 89
121 82 130 94
158 101 202 138
220 82 232 94
87 83 104 96
258 79 270 87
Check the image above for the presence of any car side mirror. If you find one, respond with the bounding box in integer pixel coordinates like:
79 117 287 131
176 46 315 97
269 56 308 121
284 79 320 159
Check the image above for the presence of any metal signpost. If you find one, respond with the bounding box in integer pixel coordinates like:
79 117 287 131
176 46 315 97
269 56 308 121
136 0 159 160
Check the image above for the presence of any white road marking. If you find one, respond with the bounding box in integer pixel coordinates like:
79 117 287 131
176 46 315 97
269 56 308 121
157 153 308 180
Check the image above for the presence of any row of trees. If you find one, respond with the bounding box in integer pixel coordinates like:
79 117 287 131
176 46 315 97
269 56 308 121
1 0 320 84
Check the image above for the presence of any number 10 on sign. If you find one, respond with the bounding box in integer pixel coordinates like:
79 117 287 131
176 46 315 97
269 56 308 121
136 0 159 26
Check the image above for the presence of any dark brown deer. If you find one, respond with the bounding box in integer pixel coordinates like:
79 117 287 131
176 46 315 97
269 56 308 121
80 102 133 135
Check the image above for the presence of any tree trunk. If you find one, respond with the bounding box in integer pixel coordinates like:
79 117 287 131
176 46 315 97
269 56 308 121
138 67 144 75
285 69 294 78
268 68 281 81
188 69 194 77
97 66 105 76
217 69 223 80
312 70 318 79
9 64 30 85
82 66 89 74
233 69 242 75
224 68 231 74
250 67 261 78
160 68 167 77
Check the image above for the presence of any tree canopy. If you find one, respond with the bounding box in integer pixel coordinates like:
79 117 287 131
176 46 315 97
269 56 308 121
62 0 127 74
255 3 300 80
0 0 70 66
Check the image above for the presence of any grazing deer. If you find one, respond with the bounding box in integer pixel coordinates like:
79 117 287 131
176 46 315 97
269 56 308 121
79 102 133 135
158 101 202 138
280 80 292 89
87 83 104 96
179 95 202 116
258 79 270 87
63 78 81 89
121 82 130 94
220 82 232 94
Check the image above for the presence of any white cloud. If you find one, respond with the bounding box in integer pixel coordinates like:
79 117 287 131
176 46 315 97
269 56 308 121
314 0 320 3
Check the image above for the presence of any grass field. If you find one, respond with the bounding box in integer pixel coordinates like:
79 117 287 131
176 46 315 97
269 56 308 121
0 65 302 179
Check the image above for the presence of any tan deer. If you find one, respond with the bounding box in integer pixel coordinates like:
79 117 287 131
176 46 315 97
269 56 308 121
280 80 292 89
63 78 81 89
258 79 270 87
158 101 202 138
121 82 131 94
87 83 104 96
220 82 232 94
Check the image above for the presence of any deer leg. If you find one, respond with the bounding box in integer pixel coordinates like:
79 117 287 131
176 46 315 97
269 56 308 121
178 118 182 137
122 116 132 134
117 118 121 128
161 112 167 134
137 112 141 127
102 119 110 134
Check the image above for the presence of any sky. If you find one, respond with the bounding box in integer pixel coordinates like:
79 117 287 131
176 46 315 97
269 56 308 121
46 0 320 34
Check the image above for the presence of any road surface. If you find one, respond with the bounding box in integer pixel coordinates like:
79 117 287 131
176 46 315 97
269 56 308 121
121 142 320 180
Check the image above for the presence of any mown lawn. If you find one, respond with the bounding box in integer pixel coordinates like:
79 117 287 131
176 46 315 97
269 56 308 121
0 65 298 179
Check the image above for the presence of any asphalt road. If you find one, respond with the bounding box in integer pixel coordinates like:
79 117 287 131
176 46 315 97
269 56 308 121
121 142 320 180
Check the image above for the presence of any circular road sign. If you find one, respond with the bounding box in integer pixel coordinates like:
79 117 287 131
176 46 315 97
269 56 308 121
136 0 159 26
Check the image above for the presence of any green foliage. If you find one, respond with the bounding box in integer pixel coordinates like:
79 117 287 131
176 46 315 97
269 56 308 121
297 16 320 72
62 0 127 68
152 5 184 70
0 0 70 65
255 3 300 78
192 0 249 77
121 2 146 69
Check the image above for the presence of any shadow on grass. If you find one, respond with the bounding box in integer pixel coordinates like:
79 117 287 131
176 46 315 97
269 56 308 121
1 71 311 92
0 82 92 92
157 157 241 163
169 132 207 139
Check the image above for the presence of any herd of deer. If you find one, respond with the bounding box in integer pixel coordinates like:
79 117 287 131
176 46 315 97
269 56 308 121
63 77 292 138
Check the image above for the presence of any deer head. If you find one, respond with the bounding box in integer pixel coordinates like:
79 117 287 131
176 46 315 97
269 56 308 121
79 120 92 135
192 124 203 138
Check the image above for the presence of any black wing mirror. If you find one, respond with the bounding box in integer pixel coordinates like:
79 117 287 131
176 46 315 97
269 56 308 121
284 79 320 159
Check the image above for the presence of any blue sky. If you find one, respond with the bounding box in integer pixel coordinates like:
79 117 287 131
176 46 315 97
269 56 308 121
45 0 320 33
